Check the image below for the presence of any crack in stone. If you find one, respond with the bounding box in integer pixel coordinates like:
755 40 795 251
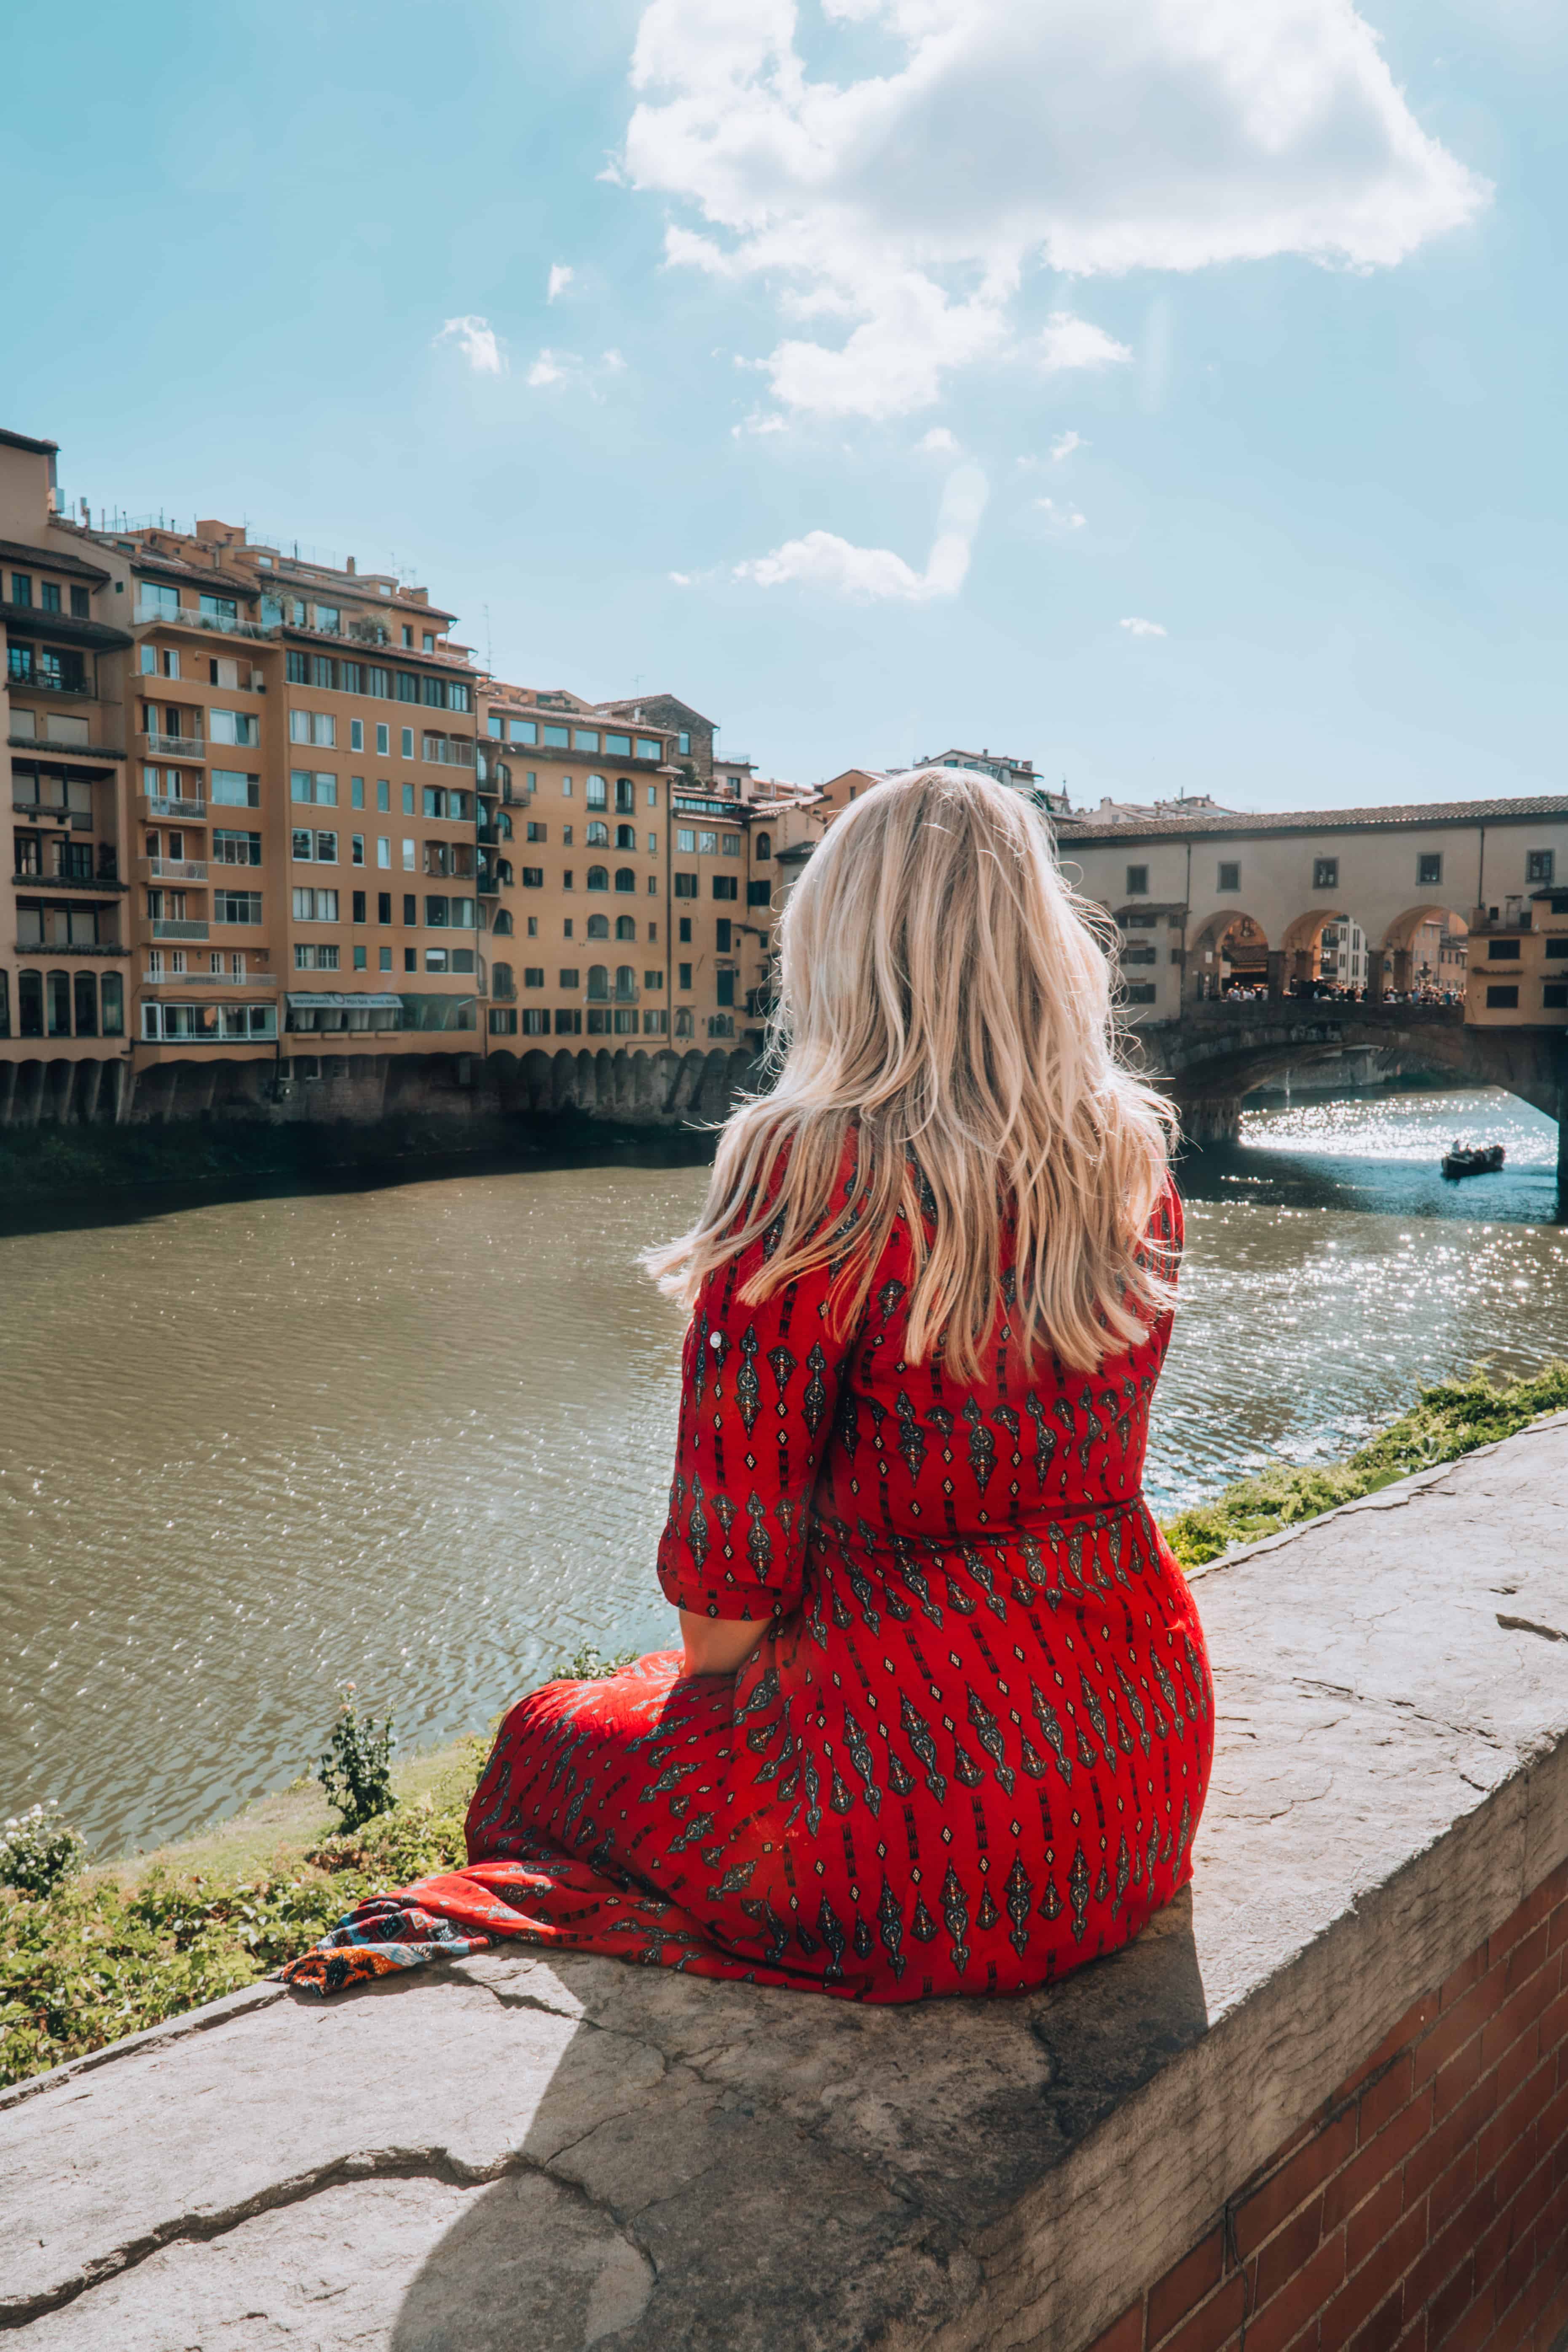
0 2137 650 2333
1291 1677 1510 1755
1497 1614 1568 1646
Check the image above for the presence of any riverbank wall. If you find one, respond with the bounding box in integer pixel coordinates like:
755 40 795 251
6 1415 1568 2349
0 1043 754 1194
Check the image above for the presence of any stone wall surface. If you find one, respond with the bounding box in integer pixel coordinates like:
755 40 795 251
4 1419 1568 2351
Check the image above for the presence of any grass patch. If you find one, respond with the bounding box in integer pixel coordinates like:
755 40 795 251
1161 1361 1568 1569
5 1376 1565 2089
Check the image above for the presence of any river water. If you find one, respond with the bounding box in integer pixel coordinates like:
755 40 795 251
3 1083 1565 1859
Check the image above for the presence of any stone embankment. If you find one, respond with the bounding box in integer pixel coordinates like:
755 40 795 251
5 1418 1568 2350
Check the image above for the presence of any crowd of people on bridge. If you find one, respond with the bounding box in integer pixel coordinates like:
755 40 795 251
1199 976 1465 1007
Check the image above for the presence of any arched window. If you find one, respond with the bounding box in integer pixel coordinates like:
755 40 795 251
100 972 123 1036
614 914 636 941
674 1006 693 1038
46 970 71 1037
586 821 609 847
18 968 43 1038
587 964 609 1001
615 824 636 850
755 832 772 860
492 962 515 1001
587 913 610 940
495 809 513 838
491 907 513 936
614 867 636 894
585 774 608 810
496 859 513 886
587 865 608 892
614 965 636 1000
614 777 634 813
73 972 98 1036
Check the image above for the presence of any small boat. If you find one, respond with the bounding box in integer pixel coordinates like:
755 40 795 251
1441 1141 1506 1180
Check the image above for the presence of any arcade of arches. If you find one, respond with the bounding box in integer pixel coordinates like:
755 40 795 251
1191 907 1467 1003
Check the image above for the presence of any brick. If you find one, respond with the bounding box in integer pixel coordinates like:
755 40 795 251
1426 2146 1477 2239
1439 1945 1488 2011
1479 1966 1560 2073
1436 2280 1495 2352
1236 2114 1359 2259
1520 1860 1568 1932
1257 2194 1326 2308
1148 2229 1223 2342
1422 2256 1474 2347
1535 1981 1568 2059
1502 1920 1551 1992
1362 2057 1417 2140
1482 2013 1542 2096
1548 1902 1568 1958
1403 2183 1494 2320
1395 2321 1427 2352
1153 2273 1247 2352
1085 2301 1145 2352
1404 2103 1476 2208
1322 2220 1412 2352
1247 2232 1347 2352
1431 2038 1484 2123
1324 2097 1435 2230
1475 2063 1548 2186
1485 1892 1533 1967
1415 1984 1494 2087
1345 2175 1404 2276
1347 2293 1405 2352
1341 1997 1440 2098
1487 2111 1539 2215
1471 2200 1522 2300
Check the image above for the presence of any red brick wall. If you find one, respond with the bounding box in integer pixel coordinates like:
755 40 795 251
1083 1860 1568 2352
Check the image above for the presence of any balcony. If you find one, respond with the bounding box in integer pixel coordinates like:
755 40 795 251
140 731 206 762
143 968 277 987
134 600 275 641
140 792 207 820
151 919 209 942
478 871 501 895
11 868 124 894
147 858 207 881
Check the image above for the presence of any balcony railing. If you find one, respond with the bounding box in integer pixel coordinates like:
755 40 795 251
147 858 208 881
151 919 209 941
11 868 123 893
141 793 207 819
8 674 94 699
143 968 277 987
135 600 275 641
141 731 205 761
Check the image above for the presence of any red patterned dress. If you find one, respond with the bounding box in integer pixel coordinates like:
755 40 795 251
283 1166 1212 2002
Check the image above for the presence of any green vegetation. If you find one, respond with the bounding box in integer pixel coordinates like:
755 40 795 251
316 1685 397 1832
1162 1361 1568 1568
5 1375 1565 2089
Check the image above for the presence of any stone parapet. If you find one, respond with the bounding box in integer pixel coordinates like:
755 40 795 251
4 1417 1568 2349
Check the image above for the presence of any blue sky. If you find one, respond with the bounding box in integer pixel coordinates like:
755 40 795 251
3 0 1563 808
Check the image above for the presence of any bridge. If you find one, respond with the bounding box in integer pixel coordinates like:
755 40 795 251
1134 999 1568 1181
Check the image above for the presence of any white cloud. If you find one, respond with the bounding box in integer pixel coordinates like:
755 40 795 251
525 348 627 397
1034 496 1086 531
547 263 575 303
919 426 960 453
669 571 695 585
1120 615 1167 637
1051 431 1086 462
735 462 988 600
435 315 504 376
731 410 788 437
620 0 1487 419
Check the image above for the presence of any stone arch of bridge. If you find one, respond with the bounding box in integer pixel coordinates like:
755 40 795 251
1378 902 1469 996
1279 907 1365 991
1188 908 1270 1002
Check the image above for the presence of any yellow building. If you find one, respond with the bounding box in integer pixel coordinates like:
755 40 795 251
1466 886 1568 1029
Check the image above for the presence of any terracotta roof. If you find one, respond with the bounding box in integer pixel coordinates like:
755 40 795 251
118 549 261 598
0 534 110 583
1053 795 1568 844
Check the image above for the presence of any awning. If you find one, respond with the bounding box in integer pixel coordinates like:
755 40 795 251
285 991 406 1010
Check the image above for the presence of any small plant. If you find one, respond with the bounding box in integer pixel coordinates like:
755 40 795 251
316 1684 395 1833
551 1642 641 1683
0 1803 86 1898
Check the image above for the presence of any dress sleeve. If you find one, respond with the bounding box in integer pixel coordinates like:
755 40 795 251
657 1185 856 1623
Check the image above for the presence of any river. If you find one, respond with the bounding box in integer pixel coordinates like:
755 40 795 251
3 1082 1566 1859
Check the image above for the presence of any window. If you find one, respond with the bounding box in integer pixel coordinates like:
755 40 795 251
614 914 636 942
378 892 392 924
497 910 517 937
490 1007 519 1035
353 944 367 970
70 586 90 618
41 581 61 614
351 834 365 865
1545 938 1568 959
555 1007 582 1034
715 919 732 953
523 967 545 989
425 895 450 927
401 727 415 761
401 782 415 814
213 829 262 865
214 888 263 924
423 631 436 652
521 866 544 888
698 830 718 855
1125 982 1158 1005
636 738 660 761
587 865 608 891
510 719 538 745
1487 939 1521 961
544 724 570 749
587 964 609 1001
349 719 364 752
292 887 339 920
375 723 390 757
402 839 415 870
674 1006 693 1038
1528 851 1556 885
1125 865 1149 897
294 942 341 970
587 913 610 940
403 894 417 924
290 770 338 806
352 891 367 924
574 729 600 751
375 836 391 868
405 947 417 971
674 873 698 899
614 778 634 814
716 970 735 1008
754 832 772 861
10 572 32 606
210 709 260 747
211 770 260 807
586 775 608 809
1417 852 1443 888
1544 985 1568 1010
402 625 413 647
678 917 692 943
1313 857 1339 891
101 971 123 1034
615 824 636 850
712 874 737 901
678 962 692 991
560 774 573 797
560 967 580 988
722 833 740 857
1486 985 1519 1009
72 970 96 1034
615 867 636 893
526 821 547 843
676 828 696 854
1217 862 1240 893
747 880 771 907
678 731 691 756
379 946 393 971
586 820 610 848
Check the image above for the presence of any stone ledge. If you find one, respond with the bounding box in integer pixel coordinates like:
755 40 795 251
4 1418 1568 2350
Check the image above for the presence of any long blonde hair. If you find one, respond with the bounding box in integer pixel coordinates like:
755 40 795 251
646 768 1177 1377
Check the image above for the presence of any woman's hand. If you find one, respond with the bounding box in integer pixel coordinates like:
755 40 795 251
678 1610 768 1678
